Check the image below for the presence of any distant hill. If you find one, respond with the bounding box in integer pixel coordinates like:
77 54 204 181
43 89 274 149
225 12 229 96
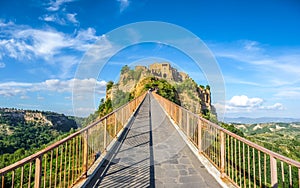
231 121 300 161
0 108 79 155
224 117 300 124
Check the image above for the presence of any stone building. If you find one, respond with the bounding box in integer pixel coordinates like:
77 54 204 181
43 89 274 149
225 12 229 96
149 63 187 82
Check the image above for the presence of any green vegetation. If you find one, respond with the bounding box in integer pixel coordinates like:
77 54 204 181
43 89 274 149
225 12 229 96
121 65 143 85
112 90 133 108
219 122 244 137
175 78 198 93
106 80 114 91
0 108 78 168
143 77 181 105
121 65 130 74
98 98 113 116
233 122 300 162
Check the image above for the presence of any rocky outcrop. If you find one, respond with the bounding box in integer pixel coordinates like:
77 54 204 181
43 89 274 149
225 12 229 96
0 108 78 133
24 112 53 126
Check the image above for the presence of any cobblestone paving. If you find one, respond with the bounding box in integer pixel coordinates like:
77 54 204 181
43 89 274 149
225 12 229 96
87 94 221 188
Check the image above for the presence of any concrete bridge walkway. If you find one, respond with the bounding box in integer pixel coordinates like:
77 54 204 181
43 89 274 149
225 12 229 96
86 94 221 187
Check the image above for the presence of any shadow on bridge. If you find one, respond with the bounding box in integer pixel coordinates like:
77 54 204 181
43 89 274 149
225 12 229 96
85 93 155 187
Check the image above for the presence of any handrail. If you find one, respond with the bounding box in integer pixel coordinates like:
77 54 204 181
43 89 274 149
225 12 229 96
0 92 147 188
199 111 300 168
164 102 300 167
153 92 300 188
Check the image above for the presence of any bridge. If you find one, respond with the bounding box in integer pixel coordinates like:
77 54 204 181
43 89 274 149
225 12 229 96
1 92 300 187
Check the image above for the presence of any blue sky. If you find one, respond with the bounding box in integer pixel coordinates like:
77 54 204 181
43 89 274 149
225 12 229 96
0 0 300 119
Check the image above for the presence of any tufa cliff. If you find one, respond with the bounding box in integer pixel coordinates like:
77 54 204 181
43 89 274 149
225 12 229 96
105 62 216 118
0 108 78 132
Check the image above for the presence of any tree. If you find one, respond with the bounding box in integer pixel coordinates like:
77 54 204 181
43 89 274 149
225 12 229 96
121 65 130 74
106 81 114 91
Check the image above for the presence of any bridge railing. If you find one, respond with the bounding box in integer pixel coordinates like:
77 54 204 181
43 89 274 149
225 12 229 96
153 93 300 188
0 93 147 188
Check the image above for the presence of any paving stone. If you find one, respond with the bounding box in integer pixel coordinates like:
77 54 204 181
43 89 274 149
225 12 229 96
175 164 187 170
179 175 204 183
160 177 178 184
188 167 199 175
179 169 188 175
165 169 179 177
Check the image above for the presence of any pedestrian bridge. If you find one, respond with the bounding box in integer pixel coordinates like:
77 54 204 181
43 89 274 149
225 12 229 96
1 93 300 188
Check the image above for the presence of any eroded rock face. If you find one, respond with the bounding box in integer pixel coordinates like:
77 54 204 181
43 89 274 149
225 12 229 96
24 112 53 126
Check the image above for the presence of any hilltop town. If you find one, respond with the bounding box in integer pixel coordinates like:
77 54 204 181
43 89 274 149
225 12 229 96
106 62 215 118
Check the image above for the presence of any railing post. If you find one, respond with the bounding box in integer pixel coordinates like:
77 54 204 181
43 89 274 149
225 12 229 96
121 108 124 126
114 113 117 137
104 118 107 150
298 168 300 188
34 156 42 188
186 112 190 138
169 103 174 120
197 119 202 153
179 108 182 128
220 131 225 178
82 130 88 178
270 156 278 188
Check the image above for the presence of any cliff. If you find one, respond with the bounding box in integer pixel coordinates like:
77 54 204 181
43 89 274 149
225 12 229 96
0 108 78 132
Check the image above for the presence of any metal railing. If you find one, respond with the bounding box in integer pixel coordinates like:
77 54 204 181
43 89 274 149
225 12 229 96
0 93 146 188
153 93 300 188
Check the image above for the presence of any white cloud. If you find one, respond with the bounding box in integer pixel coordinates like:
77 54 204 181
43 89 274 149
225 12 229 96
39 14 66 25
16 29 69 58
75 27 99 42
42 15 56 22
210 40 300 87
66 13 78 24
46 0 76 12
259 103 284 110
40 13 78 26
39 78 107 94
242 40 261 52
0 20 14 27
215 95 284 114
229 95 263 107
20 95 29 100
0 78 107 97
0 21 118 80
0 21 102 62
42 0 79 26
117 0 130 12
81 34 118 64
0 62 5 68
275 88 300 98
210 39 300 116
